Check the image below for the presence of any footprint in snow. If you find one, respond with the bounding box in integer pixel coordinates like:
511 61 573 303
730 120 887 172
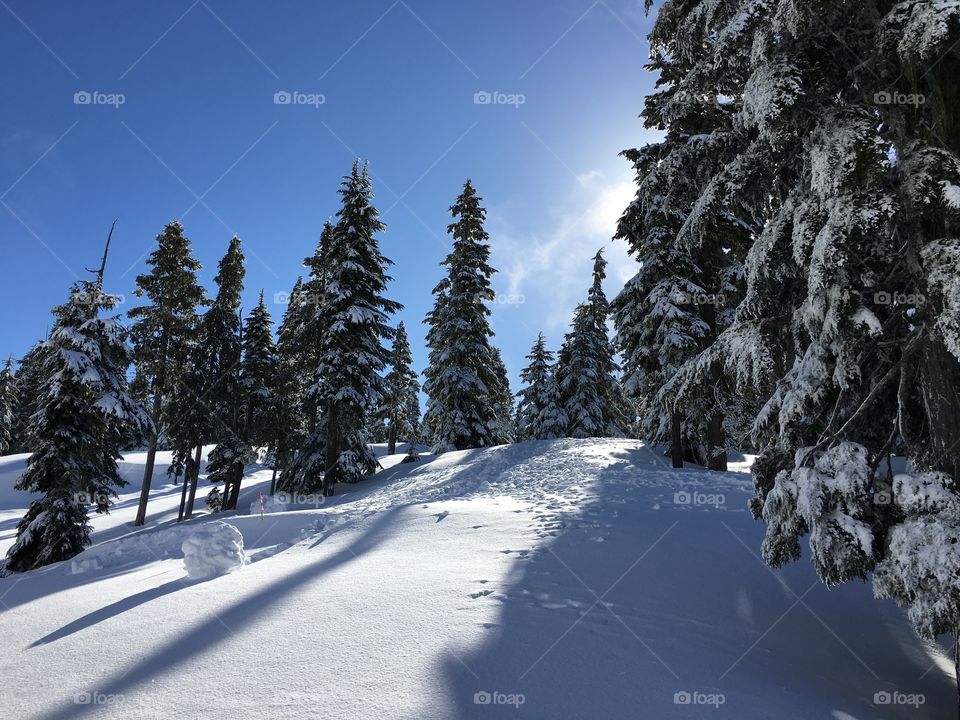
470 589 495 599
434 510 449 522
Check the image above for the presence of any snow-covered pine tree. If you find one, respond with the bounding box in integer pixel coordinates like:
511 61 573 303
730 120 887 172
611 9 756 470
300 222 335 433
203 237 250 510
638 0 960 685
281 224 338 494
423 180 505 452
649 0 753 472
128 221 206 525
379 321 418 455
10 341 50 453
556 250 628 439
241 291 279 451
272 278 309 492
516 334 568 440
6 277 149 572
405 373 421 449
0 356 17 455
366 410 389 444
314 161 401 492
490 347 514 445
167 337 209 521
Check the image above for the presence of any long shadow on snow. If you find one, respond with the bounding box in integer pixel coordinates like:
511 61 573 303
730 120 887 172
17 445 519 658
0 515 207 615
32 503 407 720
0 469 271 615
29 579 188 647
442 443 954 720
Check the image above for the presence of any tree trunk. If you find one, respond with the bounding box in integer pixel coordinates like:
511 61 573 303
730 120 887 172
918 338 960 479
184 443 202 520
134 393 163 526
671 410 683 469
706 400 728 473
307 397 317 435
232 463 243 507
699 304 727 471
324 401 339 497
177 456 190 522
224 463 243 510
387 419 398 456
270 442 285 496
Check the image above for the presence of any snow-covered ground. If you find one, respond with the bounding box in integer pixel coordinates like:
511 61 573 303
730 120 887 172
0 439 954 719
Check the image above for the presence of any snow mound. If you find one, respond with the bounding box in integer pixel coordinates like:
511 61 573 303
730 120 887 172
65 525 191 576
181 521 245 579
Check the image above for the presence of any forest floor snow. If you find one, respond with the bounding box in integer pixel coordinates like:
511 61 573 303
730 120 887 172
0 439 954 719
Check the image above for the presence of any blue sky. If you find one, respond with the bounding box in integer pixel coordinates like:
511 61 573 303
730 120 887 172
0 0 662 388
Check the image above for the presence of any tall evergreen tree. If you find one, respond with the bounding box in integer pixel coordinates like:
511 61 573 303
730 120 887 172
0 356 17 455
241 291 279 449
272 277 309 493
300 222 335 433
612 4 756 469
167 337 209 521
405 375 422 449
6 277 149 572
378 321 419 455
556 250 628 439
423 180 505 452
317 161 401 490
516 334 567 440
282 226 337 494
127 221 206 526
490 347 514 445
10 341 50 453
634 0 960 691
203 237 249 510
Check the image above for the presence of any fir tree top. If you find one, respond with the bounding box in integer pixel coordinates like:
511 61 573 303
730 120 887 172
128 221 207 391
212 236 245 313
588 249 609 318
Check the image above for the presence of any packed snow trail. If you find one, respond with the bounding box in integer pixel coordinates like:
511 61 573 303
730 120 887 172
0 439 954 719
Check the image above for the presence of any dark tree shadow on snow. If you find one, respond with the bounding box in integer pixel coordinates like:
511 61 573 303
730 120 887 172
440 442 955 720
29 578 191 647
31 503 407 720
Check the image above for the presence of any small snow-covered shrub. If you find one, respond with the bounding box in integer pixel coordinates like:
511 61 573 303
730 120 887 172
206 487 223 513
181 521 245 580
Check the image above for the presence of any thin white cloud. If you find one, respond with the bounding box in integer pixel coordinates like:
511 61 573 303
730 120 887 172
489 168 637 330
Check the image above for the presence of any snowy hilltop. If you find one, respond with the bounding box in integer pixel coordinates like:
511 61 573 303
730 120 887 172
0 438 953 719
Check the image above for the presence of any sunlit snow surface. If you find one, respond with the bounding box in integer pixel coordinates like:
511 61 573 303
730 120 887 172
0 439 954 719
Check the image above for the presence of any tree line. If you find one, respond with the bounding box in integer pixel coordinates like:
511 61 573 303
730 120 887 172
0 164 640 574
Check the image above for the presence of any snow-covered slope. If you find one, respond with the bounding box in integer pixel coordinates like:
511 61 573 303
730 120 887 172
0 439 953 719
